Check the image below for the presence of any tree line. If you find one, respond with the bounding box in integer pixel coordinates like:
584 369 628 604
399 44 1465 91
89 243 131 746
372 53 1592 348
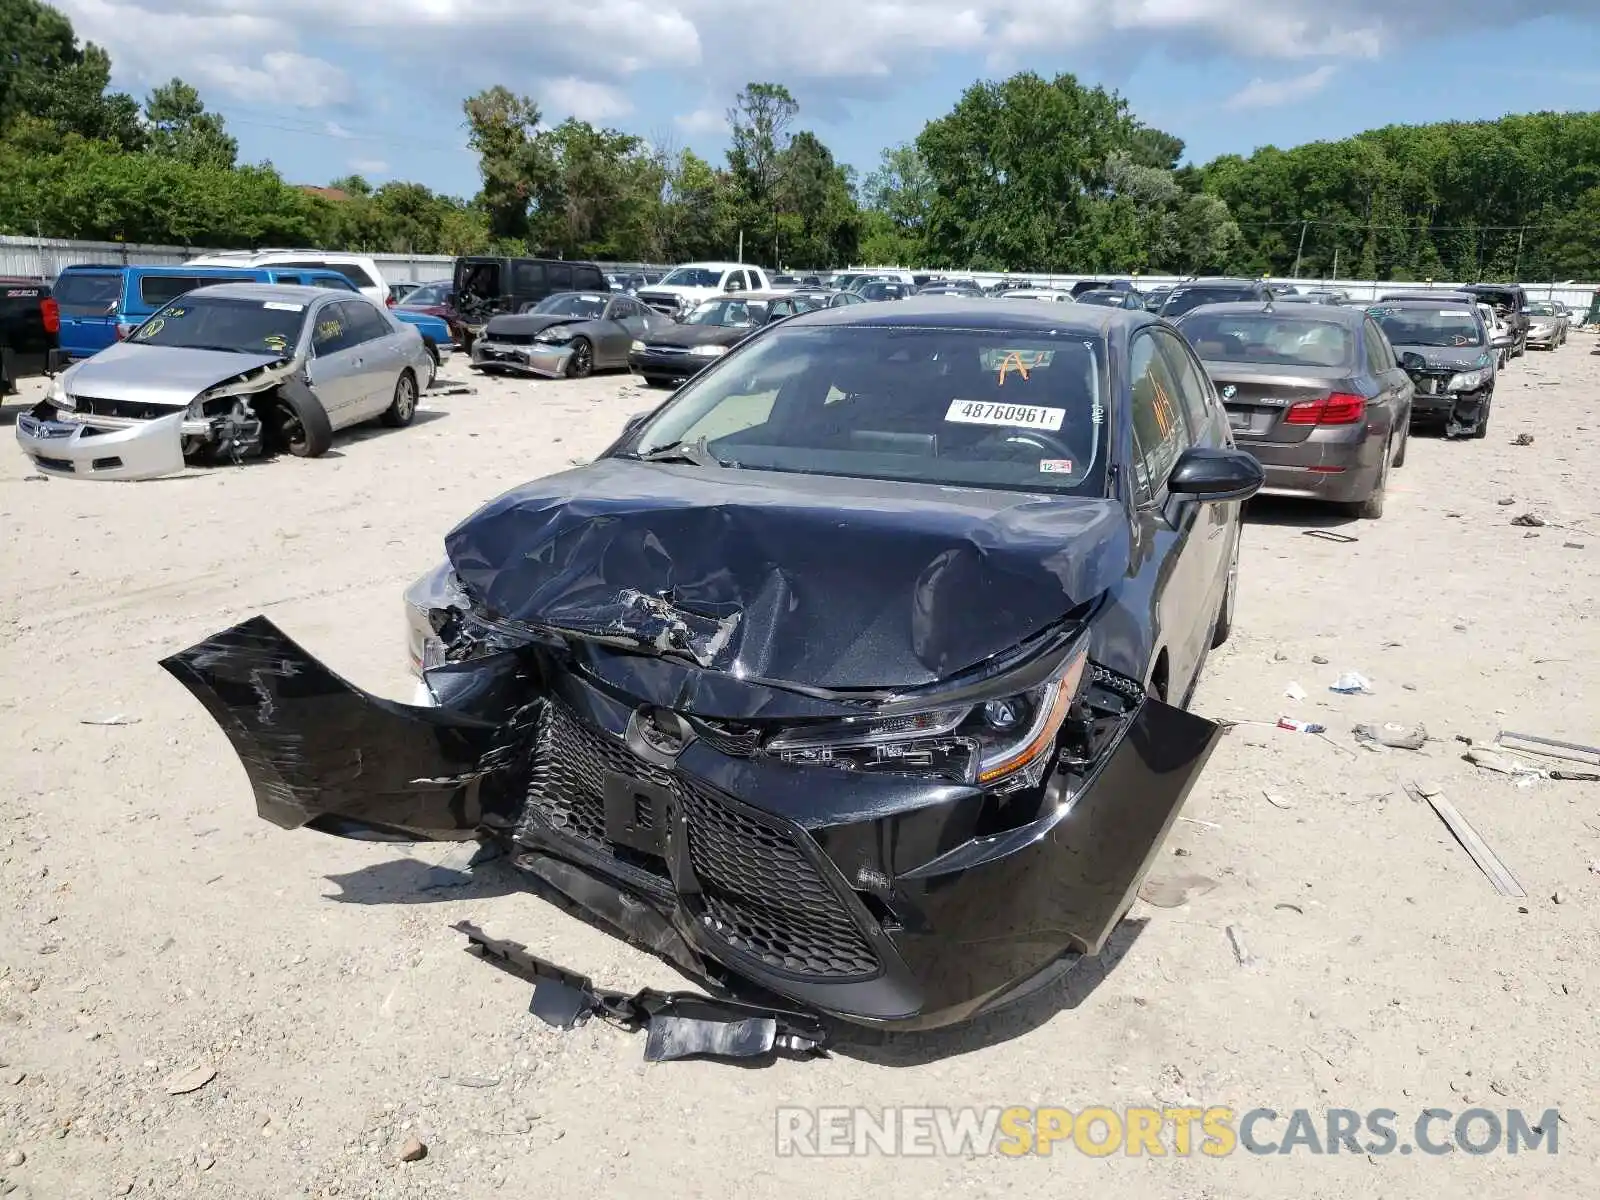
2 0 1597 279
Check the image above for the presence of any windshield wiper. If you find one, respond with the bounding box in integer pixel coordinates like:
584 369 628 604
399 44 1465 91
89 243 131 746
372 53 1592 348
634 436 726 468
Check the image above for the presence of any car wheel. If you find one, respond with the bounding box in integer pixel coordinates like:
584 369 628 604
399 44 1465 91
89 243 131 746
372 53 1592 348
1471 396 1492 440
1392 419 1409 467
565 336 593 379
1346 440 1389 520
1211 531 1239 649
381 369 418 428
264 377 333 458
423 340 439 386
644 376 673 389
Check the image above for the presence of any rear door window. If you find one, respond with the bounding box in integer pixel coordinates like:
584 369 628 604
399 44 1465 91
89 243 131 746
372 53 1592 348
341 301 392 344
138 274 255 306
52 271 123 313
511 261 548 294
283 261 375 288
1362 319 1393 372
573 265 606 291
546 263 573 292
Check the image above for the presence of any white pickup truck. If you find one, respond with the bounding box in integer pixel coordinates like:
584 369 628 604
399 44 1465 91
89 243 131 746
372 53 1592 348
636 263 771 319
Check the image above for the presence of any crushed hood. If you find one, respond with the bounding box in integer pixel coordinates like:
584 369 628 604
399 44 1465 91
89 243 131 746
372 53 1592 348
483 314 585 337
64 343 286 406
443 458 1128 690
1391 344 1492 372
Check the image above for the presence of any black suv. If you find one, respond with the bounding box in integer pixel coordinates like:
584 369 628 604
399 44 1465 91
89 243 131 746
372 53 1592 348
449 257 609 347
0 278 58 395
1158 278 1275 319
1459 283 1529 358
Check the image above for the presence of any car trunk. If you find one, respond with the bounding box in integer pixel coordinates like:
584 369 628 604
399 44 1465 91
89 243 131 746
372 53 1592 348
1203 363 1355 445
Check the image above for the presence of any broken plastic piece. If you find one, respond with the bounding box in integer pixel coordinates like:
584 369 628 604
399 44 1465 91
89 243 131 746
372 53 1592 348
1353 722 1427 750
1330 672 1374 695
453 922 828 1062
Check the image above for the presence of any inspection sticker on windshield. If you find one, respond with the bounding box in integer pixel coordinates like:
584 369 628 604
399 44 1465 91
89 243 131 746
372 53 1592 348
945 400 1065 431
263 301 304 311
1038 459 1073 474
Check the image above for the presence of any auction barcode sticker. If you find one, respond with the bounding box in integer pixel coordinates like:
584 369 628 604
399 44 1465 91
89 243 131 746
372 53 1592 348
945 400 1065 431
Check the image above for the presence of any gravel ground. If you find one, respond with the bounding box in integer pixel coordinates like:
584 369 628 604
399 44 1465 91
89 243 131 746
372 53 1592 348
2 338 1598 1199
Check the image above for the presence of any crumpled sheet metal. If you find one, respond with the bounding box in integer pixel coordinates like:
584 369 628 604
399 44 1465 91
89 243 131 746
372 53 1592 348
443 457 1128 690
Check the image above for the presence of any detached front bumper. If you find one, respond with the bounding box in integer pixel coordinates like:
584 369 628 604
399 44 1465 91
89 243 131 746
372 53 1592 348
16 402 188 480
470 340 572 378
164 616 1220 1032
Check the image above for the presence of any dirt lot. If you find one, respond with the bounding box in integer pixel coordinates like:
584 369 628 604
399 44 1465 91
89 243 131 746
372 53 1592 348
2 338 1598 1199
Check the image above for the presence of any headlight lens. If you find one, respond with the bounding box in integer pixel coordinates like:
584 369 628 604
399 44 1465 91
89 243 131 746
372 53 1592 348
631 339 646 352
535 327 573 344
47 377 72 408
1446 367 1490 391
766 646 1089 791
689 344 728 358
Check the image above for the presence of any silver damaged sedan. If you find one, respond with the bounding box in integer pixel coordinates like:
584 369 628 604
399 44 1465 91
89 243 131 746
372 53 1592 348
16 283 433 480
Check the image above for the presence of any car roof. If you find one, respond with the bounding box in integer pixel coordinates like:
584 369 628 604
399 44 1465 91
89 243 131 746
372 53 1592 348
1177 301 1367 326
1173 278 1265 288
1368 297 1479 310
178 283 346 304
785 295 1140 334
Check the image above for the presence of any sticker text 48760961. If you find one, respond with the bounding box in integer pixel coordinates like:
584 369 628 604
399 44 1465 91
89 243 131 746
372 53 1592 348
945 399 1066 431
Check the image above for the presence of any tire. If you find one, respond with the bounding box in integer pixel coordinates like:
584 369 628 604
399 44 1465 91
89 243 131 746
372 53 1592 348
1345 439 1389 519
644 376 674 389
263 377 333 458
381 369 418 428
564 336 593 379
1211 531 1239 649
1392 419 1409 467
423 340 440 387
1471 396 1492 440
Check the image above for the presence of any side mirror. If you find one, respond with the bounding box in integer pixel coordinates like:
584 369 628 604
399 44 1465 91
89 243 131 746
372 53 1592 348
1168 447 1264 502
1399 351 1426 371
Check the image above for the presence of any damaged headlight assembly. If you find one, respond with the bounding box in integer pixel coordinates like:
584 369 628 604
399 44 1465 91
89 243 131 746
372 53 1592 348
534 327 575 344
46 376 73 409
766 643 1092 794
1445 366 1491 392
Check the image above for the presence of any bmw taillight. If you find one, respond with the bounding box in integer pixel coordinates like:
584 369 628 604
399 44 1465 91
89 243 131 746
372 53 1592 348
1284 392 1366 425
39 298 59 334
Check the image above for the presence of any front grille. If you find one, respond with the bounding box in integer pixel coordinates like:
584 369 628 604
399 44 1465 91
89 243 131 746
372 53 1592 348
72 396 182 420
520 699 879 980
483 332 536 346
642 345 690 356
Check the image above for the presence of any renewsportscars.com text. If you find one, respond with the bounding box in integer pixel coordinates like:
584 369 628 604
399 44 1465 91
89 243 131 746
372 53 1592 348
774 1106 1560 1158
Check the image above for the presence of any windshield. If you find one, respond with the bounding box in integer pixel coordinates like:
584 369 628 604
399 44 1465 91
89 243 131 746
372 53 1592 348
52 272 122 314
1368 306 1484 348
686 298 769 327
1161 287 1258 318
534 293 608 319
1076 291 1126 308
629 326 1108 495
657 267 723 288
1528 302 1556 316
128 296 307 355
1178 313 1356 368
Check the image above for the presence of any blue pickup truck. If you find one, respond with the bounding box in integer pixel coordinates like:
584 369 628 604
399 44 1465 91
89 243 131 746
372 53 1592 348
50 264 454 379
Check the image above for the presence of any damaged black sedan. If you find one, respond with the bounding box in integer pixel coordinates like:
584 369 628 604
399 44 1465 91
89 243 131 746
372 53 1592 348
163 299 1263 1036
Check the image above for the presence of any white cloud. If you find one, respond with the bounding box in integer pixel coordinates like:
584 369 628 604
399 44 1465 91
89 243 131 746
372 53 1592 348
325 121 354 139
47 0 1600 120
348 158 389 175
1223 64 1339 110
675 107 727 135
540 77 634 122
54 0 350 108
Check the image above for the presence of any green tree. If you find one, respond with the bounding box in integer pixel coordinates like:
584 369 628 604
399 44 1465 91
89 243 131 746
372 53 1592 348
726 82 798 264
861 143 932 262
144 78 237 169
462 86 553 245
0 0 142 150
777 131 858 267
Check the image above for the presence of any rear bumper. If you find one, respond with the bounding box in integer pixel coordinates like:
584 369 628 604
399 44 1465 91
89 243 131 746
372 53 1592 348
161 615 1221 1033
15 402 187 480
1233 426 1382 504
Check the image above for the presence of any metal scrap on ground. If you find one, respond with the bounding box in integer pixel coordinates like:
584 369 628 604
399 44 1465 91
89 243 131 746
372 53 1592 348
1406 781 1525 897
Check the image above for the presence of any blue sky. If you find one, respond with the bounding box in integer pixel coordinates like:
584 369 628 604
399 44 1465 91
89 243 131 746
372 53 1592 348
53 1 1600 199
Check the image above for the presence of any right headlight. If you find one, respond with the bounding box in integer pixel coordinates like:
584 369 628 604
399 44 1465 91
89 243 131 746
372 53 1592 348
631 340 646 352
47 376 72 409
1446 367 1491 391
766 645 1089 794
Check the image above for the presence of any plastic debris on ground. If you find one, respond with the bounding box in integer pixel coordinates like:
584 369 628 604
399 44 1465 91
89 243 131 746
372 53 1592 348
1353 722 1428 751
1330 672 1374 695
1283 681 1307 702
1276 717 1327 734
